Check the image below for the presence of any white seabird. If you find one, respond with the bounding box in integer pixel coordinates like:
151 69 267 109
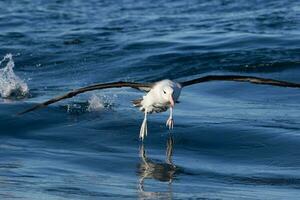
133 79 182 140
19 75 300 140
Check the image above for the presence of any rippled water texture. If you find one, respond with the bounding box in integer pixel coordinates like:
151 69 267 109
1 0 300 199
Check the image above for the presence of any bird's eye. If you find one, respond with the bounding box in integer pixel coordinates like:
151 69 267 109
163 90 166 94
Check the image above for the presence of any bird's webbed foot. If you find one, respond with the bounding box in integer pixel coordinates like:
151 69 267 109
166 117 174 129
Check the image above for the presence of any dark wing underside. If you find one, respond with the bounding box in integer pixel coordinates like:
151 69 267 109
18 81 152 115
180 75 300 88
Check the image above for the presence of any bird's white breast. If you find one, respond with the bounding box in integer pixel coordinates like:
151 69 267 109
140 79 181 113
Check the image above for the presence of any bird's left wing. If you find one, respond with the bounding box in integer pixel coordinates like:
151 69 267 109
180 75 300 88
18 81 152 115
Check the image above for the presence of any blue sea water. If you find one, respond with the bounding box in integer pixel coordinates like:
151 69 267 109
1 0 300 199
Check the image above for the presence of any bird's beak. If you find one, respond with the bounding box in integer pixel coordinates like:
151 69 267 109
169 95 175 108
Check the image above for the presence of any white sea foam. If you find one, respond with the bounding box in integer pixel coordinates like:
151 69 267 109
0 54 29 98
87 94 105 112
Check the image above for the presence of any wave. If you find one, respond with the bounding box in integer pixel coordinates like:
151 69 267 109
0 54 29 99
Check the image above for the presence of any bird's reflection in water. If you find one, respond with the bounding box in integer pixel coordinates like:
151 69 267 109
137 135 179 199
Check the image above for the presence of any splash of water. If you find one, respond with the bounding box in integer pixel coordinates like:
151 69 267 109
87 94 105 112
0 54 29 98
64 94 112 114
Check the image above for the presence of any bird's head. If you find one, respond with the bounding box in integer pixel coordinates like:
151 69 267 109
162 86 175 108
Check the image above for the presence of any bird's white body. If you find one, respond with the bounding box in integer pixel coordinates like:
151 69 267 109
137 79 182 140
140 80 181 113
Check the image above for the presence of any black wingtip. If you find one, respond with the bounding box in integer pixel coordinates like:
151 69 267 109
17 109 33 116
17 104 44 116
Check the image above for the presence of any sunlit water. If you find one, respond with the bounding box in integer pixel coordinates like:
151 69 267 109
1 0 300 199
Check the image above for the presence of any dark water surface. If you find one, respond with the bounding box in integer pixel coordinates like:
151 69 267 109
1 0 300 199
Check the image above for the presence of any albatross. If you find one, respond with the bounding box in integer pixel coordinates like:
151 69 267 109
19 75 300 140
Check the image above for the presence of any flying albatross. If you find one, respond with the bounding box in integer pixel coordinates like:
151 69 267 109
19 75 300 140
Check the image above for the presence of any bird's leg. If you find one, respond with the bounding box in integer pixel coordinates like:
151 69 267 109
166 107 174 129
166 135 174 165
139 109 148 140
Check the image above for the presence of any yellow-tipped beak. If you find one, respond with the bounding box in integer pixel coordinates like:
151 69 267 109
169 95 175 108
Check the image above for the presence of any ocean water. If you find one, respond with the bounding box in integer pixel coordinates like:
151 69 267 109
1 0 300 199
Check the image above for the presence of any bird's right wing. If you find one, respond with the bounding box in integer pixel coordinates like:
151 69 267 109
18 81 152 115
180 75 300 88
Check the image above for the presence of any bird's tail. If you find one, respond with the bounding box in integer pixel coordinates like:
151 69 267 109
132 98 142 107
133 98 147 112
